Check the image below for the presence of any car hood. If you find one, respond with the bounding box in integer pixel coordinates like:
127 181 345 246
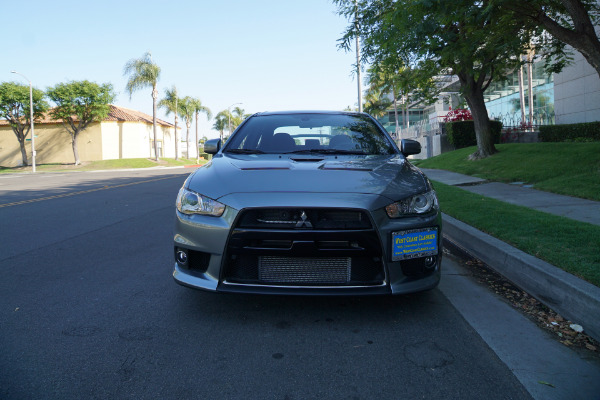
186 154 429 203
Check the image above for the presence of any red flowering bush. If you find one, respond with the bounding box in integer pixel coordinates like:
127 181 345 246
444 108 472 122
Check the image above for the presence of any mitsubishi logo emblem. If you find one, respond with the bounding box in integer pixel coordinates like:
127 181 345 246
296 211 313 228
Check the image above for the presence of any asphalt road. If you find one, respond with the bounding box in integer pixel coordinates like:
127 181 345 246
0 168 597 399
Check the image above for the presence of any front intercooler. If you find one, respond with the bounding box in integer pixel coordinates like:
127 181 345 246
258 256 351 284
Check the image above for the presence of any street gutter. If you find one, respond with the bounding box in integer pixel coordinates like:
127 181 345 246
442 213 600 342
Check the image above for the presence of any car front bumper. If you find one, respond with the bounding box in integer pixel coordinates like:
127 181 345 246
173 192 442 295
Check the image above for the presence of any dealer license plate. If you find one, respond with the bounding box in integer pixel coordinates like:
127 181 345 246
392 228 438 261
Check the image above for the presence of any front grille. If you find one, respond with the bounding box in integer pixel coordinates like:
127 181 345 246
237 208 372 230
259 256 351 284
222 207 384 287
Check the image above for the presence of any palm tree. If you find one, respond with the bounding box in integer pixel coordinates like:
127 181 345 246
158 85 180 160
190 98 212 158
367 64 402 134
123 52 161 161
363 91 393 118
231 106 249 130
213 112 228 141
179 97 196 159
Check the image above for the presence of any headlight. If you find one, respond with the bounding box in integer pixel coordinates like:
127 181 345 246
176 187 225 216
385 190 438 218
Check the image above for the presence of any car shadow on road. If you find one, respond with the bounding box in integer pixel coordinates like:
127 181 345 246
174 287 448 332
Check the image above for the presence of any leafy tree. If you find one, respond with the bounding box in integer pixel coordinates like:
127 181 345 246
123 52 161 160
158 85 181 160
46 80 115 165
337 0 531 159
492 0 600 78
0 82 48 166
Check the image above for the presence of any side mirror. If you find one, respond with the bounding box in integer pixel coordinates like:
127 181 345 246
401 139 421 156
204 139 221 155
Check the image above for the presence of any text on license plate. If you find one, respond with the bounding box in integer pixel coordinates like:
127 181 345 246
392 228 438 261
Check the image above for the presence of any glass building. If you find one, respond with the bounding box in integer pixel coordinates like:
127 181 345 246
485 61 555 126
376 59 572 134
377 109 426 133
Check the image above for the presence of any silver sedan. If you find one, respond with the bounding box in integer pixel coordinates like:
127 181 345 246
173 111 441 295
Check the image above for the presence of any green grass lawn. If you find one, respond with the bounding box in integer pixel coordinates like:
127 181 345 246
0 158 206 173
416 143 600 286
434 181 600 286
416 143 600 201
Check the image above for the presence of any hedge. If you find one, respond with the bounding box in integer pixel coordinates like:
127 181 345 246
445 120 502 148
539 122 600 142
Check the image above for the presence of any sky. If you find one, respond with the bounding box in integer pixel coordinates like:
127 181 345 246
2 0 360 141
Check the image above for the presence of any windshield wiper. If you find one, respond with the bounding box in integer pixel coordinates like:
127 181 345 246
224 148 265 154
286 149 367 155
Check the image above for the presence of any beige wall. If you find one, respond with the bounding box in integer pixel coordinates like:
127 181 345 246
161 125 178 159
0 123 100 167
101 121 149 159
101 121 121 160
115 122 178 159
102 121 179 160
74 123 103 162
0 121 177 167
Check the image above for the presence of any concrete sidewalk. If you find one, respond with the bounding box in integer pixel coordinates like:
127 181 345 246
421 168 600 226
420 168 600 342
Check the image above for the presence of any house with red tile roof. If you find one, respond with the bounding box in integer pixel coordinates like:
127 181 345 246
0 105 182 167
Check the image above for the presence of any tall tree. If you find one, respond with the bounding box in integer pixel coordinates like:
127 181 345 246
47 80 115 165
337 0 532 159
0 82 48 166
178 97 196 159
363 90 393 118
190 98 212 158
213 112 228 141
366 64 402 133
493 0 600 78
365 61 433 133
158 86 180 160
229 107 250 135
123 52 161 161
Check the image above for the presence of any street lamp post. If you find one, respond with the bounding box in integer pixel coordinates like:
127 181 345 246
227 102 242 140
11 71 36 172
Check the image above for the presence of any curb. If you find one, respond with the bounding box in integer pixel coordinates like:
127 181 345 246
442 213 600 342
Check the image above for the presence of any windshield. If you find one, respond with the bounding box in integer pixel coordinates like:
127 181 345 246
224 113 396 155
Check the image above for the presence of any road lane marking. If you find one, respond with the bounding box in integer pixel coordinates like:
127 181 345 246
0 176 182 208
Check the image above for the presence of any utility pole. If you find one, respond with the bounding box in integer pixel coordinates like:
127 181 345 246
355 0 362 112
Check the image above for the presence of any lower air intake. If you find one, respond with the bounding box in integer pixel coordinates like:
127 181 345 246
258 256 351 284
